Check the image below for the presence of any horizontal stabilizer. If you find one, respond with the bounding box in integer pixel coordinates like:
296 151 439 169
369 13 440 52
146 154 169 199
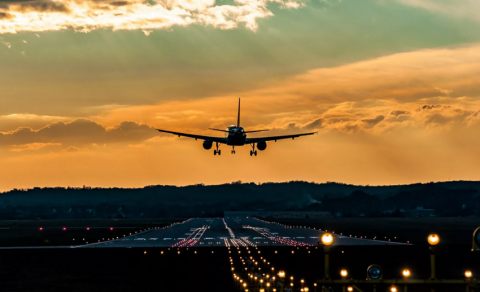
244 129 269 133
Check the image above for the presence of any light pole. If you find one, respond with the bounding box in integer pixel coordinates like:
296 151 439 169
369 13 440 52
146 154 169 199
465 270 473 292
321 233 334 280
402 269 410 292
340 269 348 292
428 233 439 292
278 271 285 292
427 234 440 280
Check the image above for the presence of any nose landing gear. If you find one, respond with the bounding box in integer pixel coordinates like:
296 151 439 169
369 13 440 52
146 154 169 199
213 142 221 155
231 146 236 154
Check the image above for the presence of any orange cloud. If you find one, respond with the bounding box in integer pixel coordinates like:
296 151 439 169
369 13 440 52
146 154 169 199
9 142 61 152
88 43 480 136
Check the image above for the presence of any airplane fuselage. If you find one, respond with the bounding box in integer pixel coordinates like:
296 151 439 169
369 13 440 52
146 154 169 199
226 126 246 146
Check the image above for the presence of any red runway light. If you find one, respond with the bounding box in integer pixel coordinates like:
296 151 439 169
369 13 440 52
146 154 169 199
87 227 90 231
110 227 113 231
63 227 66 231
39 227 43 231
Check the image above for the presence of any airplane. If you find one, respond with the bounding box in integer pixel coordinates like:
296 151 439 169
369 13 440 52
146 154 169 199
156 99 316 156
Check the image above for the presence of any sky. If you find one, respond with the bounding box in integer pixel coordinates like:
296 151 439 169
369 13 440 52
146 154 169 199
1 0 480 191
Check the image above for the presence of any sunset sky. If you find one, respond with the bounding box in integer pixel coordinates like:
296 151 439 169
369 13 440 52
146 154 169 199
1 0 480 191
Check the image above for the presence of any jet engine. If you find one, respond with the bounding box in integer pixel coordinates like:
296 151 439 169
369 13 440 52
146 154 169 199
257 141 267 151
203 140 213 150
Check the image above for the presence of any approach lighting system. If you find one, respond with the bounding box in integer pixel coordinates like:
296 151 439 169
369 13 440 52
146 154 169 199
465 271 472 278
321 233 334 246
390 287 397 292
347 286 353 292
472 227 480 251
402 269 411 278
340 269 348 277
367 265 383 280
278 271 285 278
428 234 440 245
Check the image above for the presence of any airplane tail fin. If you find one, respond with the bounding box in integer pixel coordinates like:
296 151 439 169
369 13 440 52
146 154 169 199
237 98 241 127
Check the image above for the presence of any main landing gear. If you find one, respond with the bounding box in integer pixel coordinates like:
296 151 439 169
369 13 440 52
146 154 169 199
250 144 257 156
231 146 236 154
213 142 221 155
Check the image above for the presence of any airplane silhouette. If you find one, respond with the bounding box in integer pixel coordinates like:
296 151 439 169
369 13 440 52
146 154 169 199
156 99 316 156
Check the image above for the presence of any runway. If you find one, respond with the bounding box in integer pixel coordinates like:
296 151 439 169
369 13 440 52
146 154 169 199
79 217 408 248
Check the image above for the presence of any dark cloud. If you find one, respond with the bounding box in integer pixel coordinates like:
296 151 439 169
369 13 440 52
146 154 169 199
0 119 157 148
425 112 472 125
416 104 451 112
425 114 457 125
0 12 13 19
390 110 409 116
303 118 323 130
109 1 130 6
327 117 353 124
0 0 70 12
341 124 359 133
59 146 85 153
361 115 384 127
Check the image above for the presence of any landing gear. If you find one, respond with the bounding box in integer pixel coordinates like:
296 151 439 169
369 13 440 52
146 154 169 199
249 144 257 156
231 146 235 154
213 142 221 155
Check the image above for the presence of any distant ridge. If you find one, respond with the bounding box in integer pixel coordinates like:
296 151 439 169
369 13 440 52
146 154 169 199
0 181 478 219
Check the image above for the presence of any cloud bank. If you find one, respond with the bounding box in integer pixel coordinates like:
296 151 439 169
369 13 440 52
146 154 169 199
0 0 304 34
0 119 156 150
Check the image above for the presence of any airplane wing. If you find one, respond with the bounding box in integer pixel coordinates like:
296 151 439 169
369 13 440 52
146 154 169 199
245 132 316 144
156 129 228 144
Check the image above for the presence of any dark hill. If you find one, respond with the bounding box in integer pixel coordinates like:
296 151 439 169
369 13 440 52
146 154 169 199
0 181 479 219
